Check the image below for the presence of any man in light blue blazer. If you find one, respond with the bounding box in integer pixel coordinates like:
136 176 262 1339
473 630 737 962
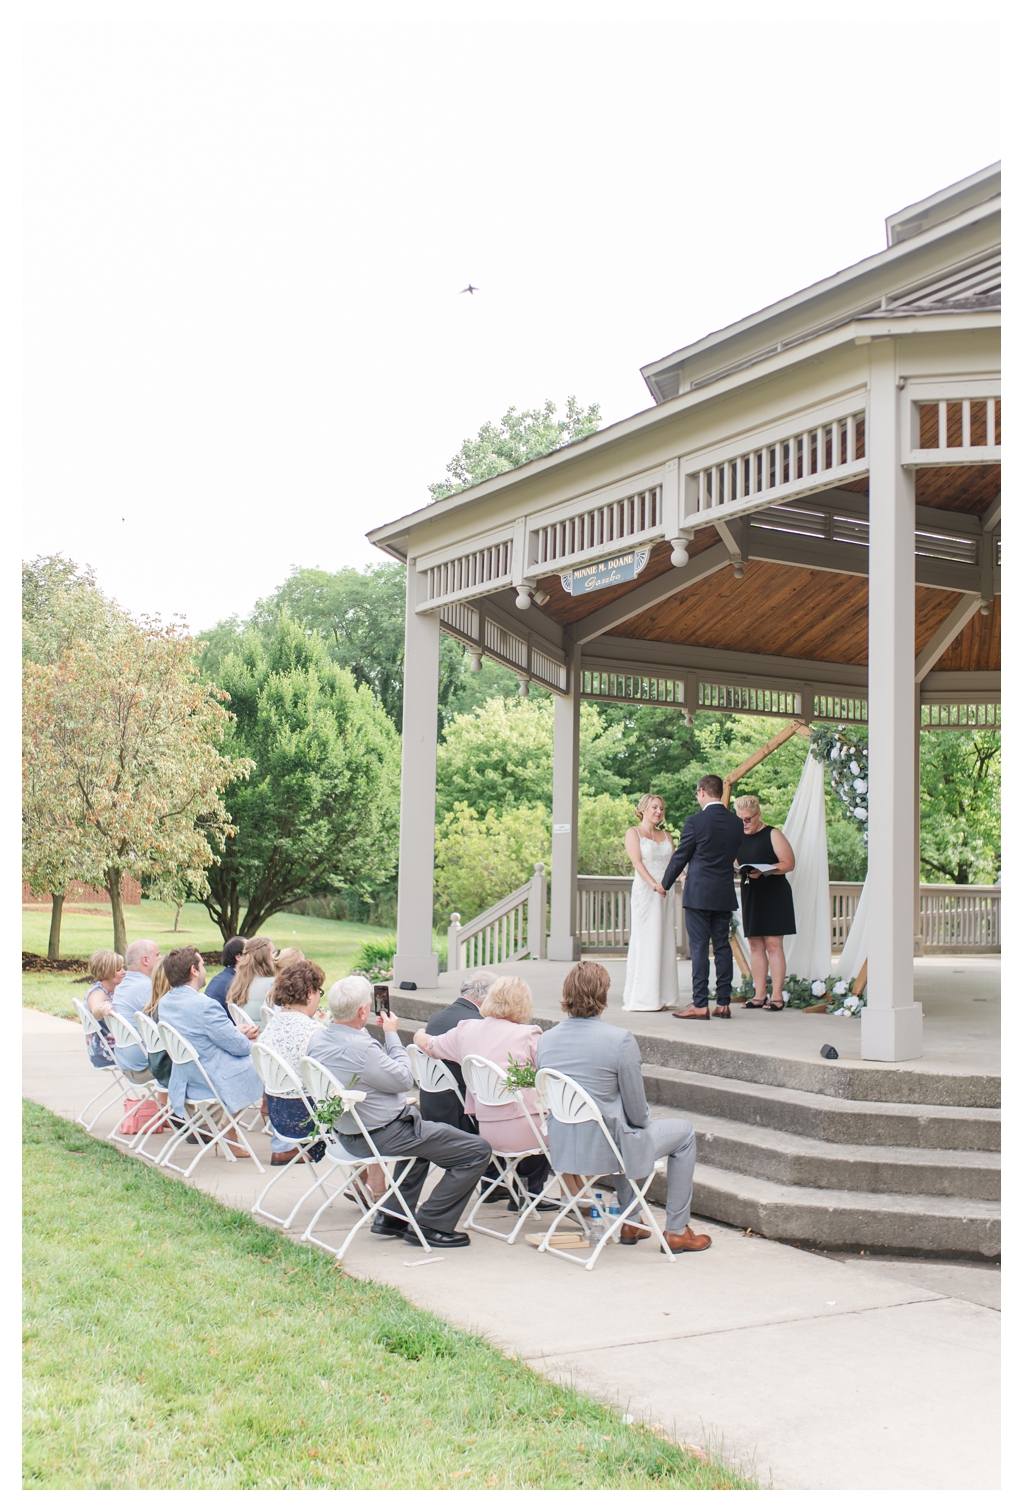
158 946 263 1147
537 962 712 1254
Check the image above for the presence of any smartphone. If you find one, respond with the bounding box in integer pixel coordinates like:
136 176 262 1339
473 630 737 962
373 984 391 1018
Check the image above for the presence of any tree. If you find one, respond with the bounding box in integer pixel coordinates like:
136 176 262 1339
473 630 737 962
200 615 401 940
434 802 550 926
919 729 1001 884
24 616 248 955
434 696 624 821
243 563 468 733
22 555 131 957
429 397 601 501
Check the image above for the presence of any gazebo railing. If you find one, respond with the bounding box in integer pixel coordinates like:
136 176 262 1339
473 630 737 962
447 863 547 972
919 885 1000 953
828 882 1000 953
449 874 999 969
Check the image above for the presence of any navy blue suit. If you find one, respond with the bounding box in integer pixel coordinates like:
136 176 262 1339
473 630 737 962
662 802 744 1008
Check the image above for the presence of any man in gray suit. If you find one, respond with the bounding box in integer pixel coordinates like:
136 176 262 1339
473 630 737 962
306 976 491 1248
536 962 712 1253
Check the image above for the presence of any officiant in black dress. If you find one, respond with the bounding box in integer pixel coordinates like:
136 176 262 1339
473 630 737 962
734 794 796 1011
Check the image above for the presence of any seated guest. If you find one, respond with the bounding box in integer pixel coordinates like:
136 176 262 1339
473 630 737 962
413 976 553 1207
83 950 125 1066
265 948 306 1009
110 939 162 1085
417 969 496 1132
305 976 491 1248
159 945 263 1158
537 962 712 1254
141 962 174 1092
205 937 247 1013
227 937 277 1019
258 959 326 1166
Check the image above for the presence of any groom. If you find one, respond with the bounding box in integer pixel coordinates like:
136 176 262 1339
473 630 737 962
660 774 744 1020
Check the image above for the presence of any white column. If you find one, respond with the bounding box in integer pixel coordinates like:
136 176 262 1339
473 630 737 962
862 342 922 1060
548 643 581 961
393 557 440 990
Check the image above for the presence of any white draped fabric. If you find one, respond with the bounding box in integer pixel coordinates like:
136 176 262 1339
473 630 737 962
838 872 869 978
782 751 833 981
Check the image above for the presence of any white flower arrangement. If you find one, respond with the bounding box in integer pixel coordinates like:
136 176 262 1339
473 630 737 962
833 979 848 995
843 994 860 1011
811 980 827 996
810 724 869 835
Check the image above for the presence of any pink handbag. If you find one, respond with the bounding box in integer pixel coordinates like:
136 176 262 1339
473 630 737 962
119 1097 167 1135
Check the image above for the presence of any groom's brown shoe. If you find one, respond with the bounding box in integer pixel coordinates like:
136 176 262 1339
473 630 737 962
664 1226 713 1253
673 1004 709 1019
712 1004 731 1019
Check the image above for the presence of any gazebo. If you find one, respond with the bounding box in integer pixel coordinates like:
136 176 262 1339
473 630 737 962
368 164 1000 1064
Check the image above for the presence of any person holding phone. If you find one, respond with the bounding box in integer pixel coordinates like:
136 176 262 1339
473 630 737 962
304 976 491 1248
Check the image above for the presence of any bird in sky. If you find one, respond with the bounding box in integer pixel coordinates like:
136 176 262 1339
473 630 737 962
460 284 479 294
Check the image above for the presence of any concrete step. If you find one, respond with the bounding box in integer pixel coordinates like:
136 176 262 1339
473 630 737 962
677 1165 1000 1260
667 1106 1000 1200
641 1064 1001 1152
388 991 1000 1108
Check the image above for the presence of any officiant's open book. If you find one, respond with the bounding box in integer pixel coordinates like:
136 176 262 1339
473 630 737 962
736 861 779 873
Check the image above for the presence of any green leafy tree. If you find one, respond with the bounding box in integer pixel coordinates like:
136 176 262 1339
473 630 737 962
429 397 602 501
200 616 401 939
435 696 624 821
242 563 468 733
577 794 637 875
919 729 1001 884
25 616 247 956
434 803 550 926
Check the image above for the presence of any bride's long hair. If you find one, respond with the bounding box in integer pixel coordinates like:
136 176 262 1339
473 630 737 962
635 793 668 830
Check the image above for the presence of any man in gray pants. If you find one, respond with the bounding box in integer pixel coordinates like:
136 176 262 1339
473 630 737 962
536 962 712 1253
305 976 491 1248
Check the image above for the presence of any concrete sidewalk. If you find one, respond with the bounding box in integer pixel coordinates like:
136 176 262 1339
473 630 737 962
23 1007 1000 1491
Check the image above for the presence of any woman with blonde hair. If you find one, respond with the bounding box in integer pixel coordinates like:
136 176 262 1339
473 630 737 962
141 961 175 1098
413 976 553 1209
734 793 796 1010
265 947 305 1009
82 950 125 1066
622 793 679 1012
227 936 277 1016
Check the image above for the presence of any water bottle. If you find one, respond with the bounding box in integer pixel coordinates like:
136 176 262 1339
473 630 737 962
608 1201 621 1241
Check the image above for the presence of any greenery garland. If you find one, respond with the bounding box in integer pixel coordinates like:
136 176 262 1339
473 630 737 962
810 723 869 834
735 972 864 1016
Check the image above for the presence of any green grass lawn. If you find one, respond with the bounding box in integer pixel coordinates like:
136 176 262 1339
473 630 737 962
23 901 443 1020
22 1102 754 1490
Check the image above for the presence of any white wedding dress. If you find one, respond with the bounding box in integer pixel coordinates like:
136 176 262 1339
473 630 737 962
622 833 680 1012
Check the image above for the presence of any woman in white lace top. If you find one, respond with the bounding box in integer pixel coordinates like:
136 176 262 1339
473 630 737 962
258 959 326 1164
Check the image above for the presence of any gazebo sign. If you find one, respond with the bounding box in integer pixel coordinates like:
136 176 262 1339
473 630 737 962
561 547 650 596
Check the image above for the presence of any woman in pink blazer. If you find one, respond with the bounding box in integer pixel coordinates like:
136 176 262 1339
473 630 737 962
414 977 550 1206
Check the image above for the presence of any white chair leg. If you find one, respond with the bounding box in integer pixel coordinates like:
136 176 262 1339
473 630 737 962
78 1071 130 1132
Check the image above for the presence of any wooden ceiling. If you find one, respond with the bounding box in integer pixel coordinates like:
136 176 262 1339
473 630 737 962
915 464 1000 514
527 465 998 671
609 563 978 665
933 595 1000 672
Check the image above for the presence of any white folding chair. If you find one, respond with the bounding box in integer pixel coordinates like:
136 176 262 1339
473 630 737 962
533 1068 675 1270
298 1055 432 1259
130 1011 177 1161
73 998 136 1131
250 1043 328 1229
104 1012 169 1153
155 1021 265 1177
460 1055 557 1245
406 1043 465 1110
259 1003 276 1030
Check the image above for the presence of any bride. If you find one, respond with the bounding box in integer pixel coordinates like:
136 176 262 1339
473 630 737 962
622 794 680 1013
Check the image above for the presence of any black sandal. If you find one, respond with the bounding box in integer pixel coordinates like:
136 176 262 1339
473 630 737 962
764 999 785 1011
743 997 767 1009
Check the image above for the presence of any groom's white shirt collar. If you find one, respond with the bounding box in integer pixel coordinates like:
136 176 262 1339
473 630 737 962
702 800 724 807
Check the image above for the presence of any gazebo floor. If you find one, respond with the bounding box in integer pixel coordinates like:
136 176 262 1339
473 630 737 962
391 956 1000 1258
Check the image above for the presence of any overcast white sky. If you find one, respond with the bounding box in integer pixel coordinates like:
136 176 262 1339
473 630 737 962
20 1 1000 634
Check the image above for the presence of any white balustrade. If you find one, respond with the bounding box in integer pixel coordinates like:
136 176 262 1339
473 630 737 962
447 863 547 972
449 875 999 971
